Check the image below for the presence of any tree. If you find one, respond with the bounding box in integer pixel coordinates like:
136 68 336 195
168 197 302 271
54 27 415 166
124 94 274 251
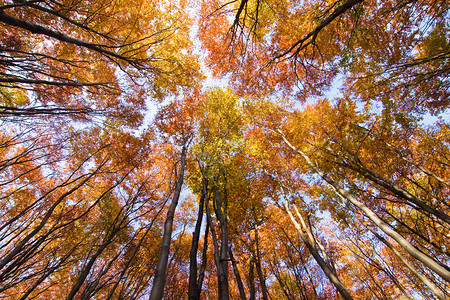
265 98 450 297
200 0 449 113
1 0 449 298
188 88 244 300
0 0 201 125
0 124 166 299
149 137 190 300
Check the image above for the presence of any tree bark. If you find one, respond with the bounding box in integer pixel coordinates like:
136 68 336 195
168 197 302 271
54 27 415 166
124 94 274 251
254 227 269 300
65 218 126 300
278 132 450 284
206 198 224 298
283 201 354 300
249 255 256 300
229 248 246 300
197 220 210 299
214 183 230 300
105 202 166 300
338 156 450 225
149 145 187 300
268 163 353 300
367 227 447 300
0 11 130 62
188 171 207 300
0 162 105 280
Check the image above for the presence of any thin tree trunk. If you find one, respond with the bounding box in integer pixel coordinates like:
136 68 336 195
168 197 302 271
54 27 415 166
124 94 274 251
0 162 106 281
278 132 450 284
269 167 353 300
149 145 187 300
324 135 450 225
249 255 256 300
105 205 164 300
197 220 210 299
271 262 294 300
65 222 125 300
229 248 246 300
348 235 412 299
19 246 77 300
330 177 450 283
367 227 447 300
283 201 354 300
188 172 207 300
338 157 450 225
214 184 230 300
359 126 450 187
206 198 225 299
254 228 269 300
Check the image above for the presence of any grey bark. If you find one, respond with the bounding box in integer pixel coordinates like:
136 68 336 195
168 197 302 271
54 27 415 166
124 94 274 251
367 227 447 300
254 228 269 300
213 183 230 300
149 145 187 300
278 131 450 284
283 200 354 300
188 171 207 300
229 248 246 300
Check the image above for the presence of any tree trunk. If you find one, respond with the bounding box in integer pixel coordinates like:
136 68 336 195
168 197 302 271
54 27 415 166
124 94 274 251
214 184 230 300
367 227 447 300
188 173 207 300
105 206 164 300
229 248 246 300
254 228 269 300
197 221 210 299
279 133 450 284
268 160 353 300
65 220 125 300
283 201 354 300
249 255 256 300
206 198 225 299
338 156 450 225
149 146 187 300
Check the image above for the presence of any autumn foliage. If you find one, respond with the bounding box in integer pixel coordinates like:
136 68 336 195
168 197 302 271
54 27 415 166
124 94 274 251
0 0 449 299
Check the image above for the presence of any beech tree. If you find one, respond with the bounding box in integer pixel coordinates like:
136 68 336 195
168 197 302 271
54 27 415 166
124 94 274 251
0 0 200 125
0 0 449 299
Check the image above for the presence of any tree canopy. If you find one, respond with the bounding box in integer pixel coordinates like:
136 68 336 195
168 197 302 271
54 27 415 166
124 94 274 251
0 0 449 299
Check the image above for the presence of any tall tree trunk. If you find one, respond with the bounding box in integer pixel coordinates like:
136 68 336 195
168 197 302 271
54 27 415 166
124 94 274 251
0 164 104 278
278 132 450 284
335 151 450 225
367 227 447 300
188 172 207 300
19 246 77 300
329 174 450 283
206 198 225 299
197 221 210 299
229 248 246 300
283 201 354 300
269 165 353 300
248 255 256 300
105 204 164 300
149 145 187 300
254 227 269 300
214 183 230 300
65 218 126 300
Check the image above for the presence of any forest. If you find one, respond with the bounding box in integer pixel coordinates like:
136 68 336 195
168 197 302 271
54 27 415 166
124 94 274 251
0 0 449 299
